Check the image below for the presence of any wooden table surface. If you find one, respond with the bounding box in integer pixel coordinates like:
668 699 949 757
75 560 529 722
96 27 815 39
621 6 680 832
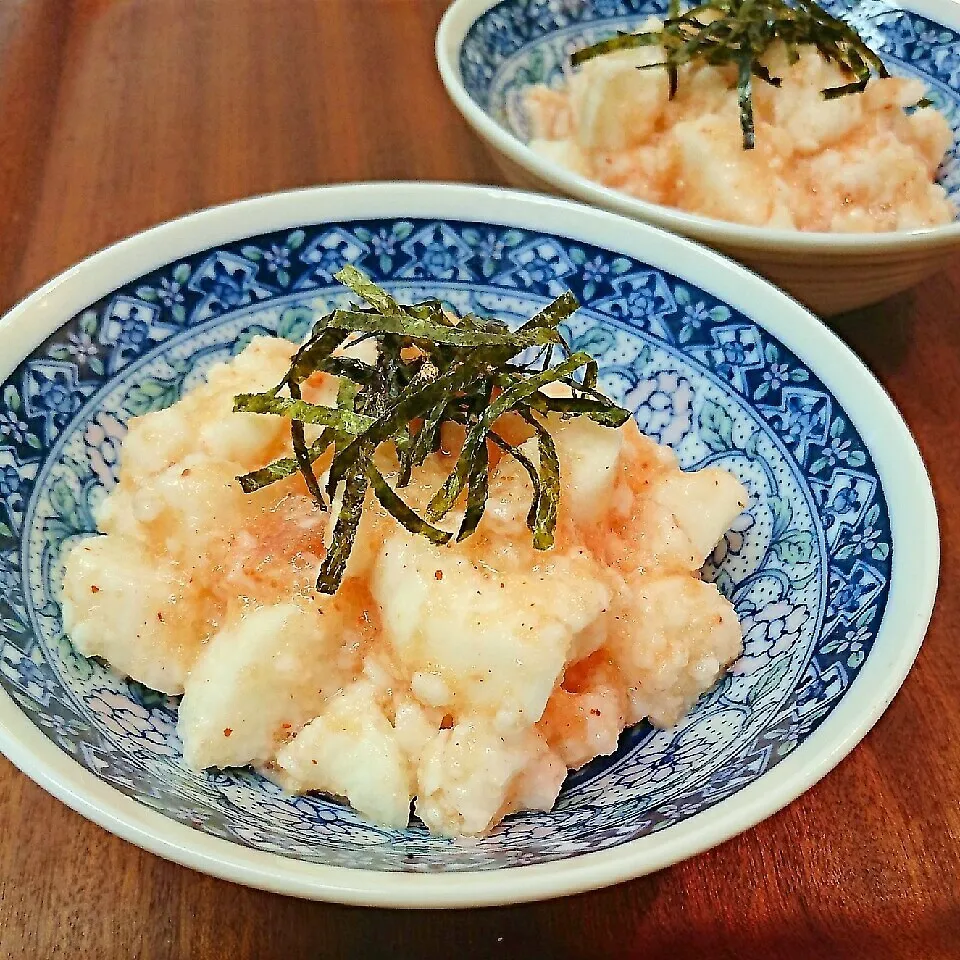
1 1 958 957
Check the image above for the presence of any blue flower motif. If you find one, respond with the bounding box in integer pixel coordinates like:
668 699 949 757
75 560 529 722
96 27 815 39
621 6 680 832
473 231 507 261
826 567 873 621
368 230 398 258
676 299 712 343
0 410 29 444
122 317 151 352
516 252 557 287
761 362 791 392
822 619 873 669
419 241 461 279
846 522 886 560
818 435 852 469
581 255 609 286
684 300 710 323
822 477 863 527
66 331 98 366
157 277 185 308
781 393 822 447
625 289 657 317
29 370 82 423
262 245 291 274
682 300 708 325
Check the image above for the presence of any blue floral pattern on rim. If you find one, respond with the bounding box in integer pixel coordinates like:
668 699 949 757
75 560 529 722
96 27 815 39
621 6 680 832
458 0 960 210
0 218 890 871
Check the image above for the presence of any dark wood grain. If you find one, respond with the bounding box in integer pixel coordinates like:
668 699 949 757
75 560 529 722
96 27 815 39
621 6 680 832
0 2 958 957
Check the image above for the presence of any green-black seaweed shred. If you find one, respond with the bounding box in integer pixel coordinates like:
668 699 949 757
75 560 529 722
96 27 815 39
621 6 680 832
570 0 892 150
233 266 629 594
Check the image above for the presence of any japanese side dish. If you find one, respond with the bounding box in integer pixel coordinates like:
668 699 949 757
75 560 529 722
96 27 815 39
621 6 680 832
525 1 954 232
62 268 750 837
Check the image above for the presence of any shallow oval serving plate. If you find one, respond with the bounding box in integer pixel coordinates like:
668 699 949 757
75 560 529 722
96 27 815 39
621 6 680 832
0 183 938 907
437 0 960 315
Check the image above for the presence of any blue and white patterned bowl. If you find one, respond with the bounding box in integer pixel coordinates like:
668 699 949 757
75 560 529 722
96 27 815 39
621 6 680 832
437 0 960 315
0 184 938 906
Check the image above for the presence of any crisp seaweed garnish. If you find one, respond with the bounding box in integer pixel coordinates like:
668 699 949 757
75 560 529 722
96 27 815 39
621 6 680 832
233 267 629 594
570 0 890 150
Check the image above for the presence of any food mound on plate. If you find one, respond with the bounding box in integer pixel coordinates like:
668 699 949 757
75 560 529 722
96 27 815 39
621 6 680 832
525 1 954 232
62 267 750 837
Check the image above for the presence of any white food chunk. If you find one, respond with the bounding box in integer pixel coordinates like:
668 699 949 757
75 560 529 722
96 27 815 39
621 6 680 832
526 86 574 140
768 48 864 155
62 534 204 694
608 573 742 727
607 427 749 575
336 333 381 367
529 137 591 176
646 467 748 569
178 601 349 770
119 336 293 478
372 531 612 729
569 47 670 151
415 720 565 836
539 656 628 769
901 106 955 176
277 683 414 829
671 114 777 225
392 696 443 759
548 414 624 527
97 454 254 562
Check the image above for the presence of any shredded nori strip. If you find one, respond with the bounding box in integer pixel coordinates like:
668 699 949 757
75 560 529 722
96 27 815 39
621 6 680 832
233 394 374 433
521 412 561 551
316 466 369 593
570 0 891 150
325 309 564 349
288 378 327 505
237 431 334 493
424 352 598 522
487 430 543 530
366 462 454 545
234 267 629 594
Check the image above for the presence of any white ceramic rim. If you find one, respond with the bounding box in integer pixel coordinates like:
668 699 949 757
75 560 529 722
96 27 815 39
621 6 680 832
436 0 960 254
0 183 940 907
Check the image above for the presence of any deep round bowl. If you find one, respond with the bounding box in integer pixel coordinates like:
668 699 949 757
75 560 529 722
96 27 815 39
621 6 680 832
0 183 938 906
437 0 960 315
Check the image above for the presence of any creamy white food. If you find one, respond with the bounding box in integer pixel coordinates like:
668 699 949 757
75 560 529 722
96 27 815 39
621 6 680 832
62 336 749 836
526 35 954 232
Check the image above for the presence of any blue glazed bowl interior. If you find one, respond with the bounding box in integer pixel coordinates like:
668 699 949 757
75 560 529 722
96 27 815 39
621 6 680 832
0 217 891 871
457 0 960 213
